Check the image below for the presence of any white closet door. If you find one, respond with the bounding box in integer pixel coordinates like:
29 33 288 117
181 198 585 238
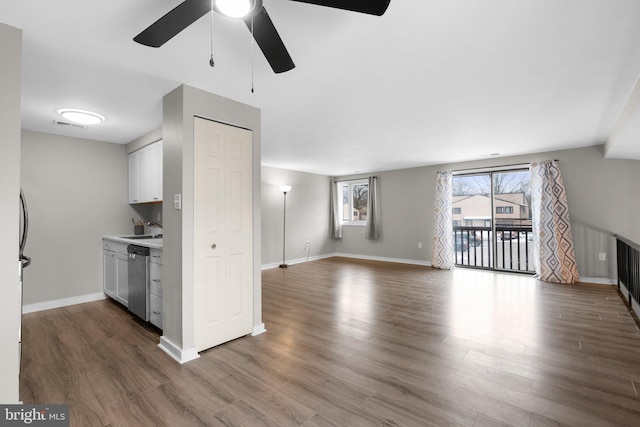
194 117 253 352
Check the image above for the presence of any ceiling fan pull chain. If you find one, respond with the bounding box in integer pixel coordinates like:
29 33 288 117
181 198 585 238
250 16 255 93
209 0 215 67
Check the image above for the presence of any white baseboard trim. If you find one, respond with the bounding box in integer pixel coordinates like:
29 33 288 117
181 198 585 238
333 253 432 267
620 282 629 297
251 323 266 336
23 292 106 314
262 253 431 270
579 276 616 285
633 300 640 320
261 253 336 270
263 255 616 284
619 283 640 319
158 336 200 364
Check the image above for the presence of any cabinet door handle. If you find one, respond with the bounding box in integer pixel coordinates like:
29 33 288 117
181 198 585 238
152 311 161 315
211 244 217 249
152 279 161 283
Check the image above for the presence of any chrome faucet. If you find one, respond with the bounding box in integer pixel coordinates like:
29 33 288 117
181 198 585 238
146 221 163 238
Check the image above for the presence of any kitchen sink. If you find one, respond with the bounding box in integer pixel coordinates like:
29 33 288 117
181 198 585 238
120 234 163 240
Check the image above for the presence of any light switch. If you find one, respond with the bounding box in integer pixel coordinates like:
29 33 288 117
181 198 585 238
173 194 182 210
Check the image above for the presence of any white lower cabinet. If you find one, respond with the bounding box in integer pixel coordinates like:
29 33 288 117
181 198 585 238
103 238 162 329
103 239 128 307
149 248 163 329
103 247 117 297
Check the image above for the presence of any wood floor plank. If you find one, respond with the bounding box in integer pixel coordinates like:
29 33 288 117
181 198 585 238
20 257 640 426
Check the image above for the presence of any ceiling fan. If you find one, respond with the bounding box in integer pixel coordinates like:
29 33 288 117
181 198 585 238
134 0 391 73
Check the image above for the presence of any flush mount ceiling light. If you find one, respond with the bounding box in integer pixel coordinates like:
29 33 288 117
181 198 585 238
57 109 105 126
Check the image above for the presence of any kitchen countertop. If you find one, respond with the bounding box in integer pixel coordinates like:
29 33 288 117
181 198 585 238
103 235 163 249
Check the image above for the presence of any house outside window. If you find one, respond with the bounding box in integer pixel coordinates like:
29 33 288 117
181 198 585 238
452 207 461 214
340 179 368 225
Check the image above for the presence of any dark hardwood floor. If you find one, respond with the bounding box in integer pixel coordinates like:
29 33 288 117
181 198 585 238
20 257 640 426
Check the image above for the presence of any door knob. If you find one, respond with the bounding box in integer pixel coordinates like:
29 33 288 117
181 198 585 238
211 244 217 249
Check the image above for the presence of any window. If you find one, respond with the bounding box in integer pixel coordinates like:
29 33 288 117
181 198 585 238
452 207 461 214
340 180 368 224
451 168 533 273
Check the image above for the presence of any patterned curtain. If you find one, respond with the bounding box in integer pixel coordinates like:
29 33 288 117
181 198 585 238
365 176 379 240
329 180 342 239
432 171 454 269
530 160 579 283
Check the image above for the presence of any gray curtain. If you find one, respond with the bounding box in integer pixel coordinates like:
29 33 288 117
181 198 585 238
530 160 579 283
365 176 379 240
432 171 454 269
329 180 342 239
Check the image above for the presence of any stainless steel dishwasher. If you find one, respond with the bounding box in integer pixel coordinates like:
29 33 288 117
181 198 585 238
127 244 150 321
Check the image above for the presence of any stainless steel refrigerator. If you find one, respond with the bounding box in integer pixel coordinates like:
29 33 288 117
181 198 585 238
19 189 31 373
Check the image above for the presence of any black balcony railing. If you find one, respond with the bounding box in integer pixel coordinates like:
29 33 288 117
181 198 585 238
453 225 534 273
616 235 640 310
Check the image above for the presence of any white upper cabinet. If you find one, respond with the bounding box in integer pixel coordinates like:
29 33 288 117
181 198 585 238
129 140 163 204
156 139 163 201
128 150 141 203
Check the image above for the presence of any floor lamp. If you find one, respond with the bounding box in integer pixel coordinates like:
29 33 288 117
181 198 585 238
279 185 292 268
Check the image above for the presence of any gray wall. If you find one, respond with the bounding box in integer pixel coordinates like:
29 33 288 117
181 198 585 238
333 168 432 263
162 84 262 358
0 21 22 403
20 130 137 306
127 126 162 154
261 166 333 266
332 145 639 281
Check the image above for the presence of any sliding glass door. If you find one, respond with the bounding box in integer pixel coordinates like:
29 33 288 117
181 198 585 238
452 169 534 273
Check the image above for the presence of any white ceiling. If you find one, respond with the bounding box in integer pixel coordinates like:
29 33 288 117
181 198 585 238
2 0 640 176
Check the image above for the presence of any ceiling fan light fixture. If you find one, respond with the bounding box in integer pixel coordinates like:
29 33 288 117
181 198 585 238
214 0 255 18
57 109 105 126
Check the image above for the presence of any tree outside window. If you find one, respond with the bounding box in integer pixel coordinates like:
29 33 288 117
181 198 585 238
340 180 368 223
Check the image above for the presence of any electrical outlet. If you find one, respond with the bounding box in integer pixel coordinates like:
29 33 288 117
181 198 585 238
598 252 607 262
305 241 310 247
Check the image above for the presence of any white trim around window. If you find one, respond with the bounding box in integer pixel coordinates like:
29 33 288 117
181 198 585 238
338 179 369 226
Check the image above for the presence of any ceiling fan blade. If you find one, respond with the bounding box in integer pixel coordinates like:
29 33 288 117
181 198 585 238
134 0 212 47
244 7 295 74
289 0 390 16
